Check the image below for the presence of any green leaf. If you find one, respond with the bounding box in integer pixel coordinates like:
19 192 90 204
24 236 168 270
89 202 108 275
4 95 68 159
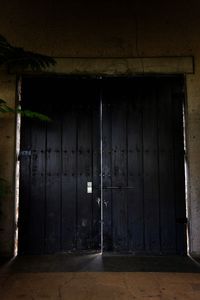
19 109 51 121
0 99 51 121
0 98 15 113
0 35 55 121
0 34 56 71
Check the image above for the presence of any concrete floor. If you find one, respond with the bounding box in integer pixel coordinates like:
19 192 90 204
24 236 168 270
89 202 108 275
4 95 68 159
1 255 200 300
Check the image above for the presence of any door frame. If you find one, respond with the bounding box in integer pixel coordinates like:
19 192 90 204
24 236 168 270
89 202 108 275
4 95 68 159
16 74 188 255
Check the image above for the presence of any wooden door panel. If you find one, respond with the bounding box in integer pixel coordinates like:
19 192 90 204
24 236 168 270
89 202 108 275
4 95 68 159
77 103 93 249
29 121 46 254
102 100 113 251
157 80 176 253
61 108 77 250
18 119 32 254
19 76 186 255
45 117 62 253
102 77 186 255
111 100 128 251
127 86 144 252
19 78 100 254
142 81 160 253
172 80 187 254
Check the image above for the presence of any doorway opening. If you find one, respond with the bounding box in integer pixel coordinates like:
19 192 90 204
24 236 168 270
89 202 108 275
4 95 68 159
16 75 188 256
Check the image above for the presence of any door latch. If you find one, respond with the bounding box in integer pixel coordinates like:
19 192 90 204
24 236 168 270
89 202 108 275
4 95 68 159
97 197 101 206
87 182 92 193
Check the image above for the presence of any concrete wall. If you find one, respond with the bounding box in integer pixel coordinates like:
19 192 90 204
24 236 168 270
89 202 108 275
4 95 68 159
0 0 200 256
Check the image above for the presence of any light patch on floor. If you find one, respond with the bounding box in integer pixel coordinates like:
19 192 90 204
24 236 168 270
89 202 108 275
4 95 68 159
0 272 200 300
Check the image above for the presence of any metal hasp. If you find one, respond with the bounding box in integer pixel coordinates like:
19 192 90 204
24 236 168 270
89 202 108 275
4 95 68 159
87 181 92 193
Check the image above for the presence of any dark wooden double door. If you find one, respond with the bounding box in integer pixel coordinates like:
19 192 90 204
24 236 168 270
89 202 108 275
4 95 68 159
19 76 187 255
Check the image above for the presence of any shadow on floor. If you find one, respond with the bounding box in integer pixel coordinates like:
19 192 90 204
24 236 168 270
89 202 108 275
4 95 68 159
1 253 200 273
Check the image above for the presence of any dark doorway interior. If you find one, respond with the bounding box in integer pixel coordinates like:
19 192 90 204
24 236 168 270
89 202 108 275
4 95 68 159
18 76 187 255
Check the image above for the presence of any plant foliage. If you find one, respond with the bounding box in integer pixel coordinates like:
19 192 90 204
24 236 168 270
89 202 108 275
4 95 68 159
0 35 55 120
0 33 53 198
0 34 56 71
0 35 55 202
0 98 50 121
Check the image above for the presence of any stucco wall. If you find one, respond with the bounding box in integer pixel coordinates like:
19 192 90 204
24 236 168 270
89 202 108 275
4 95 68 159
0 73 16 256
0 0 200 256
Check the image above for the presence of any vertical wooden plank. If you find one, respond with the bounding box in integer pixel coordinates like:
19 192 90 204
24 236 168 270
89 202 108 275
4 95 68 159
28 120 46 254
18 78 32 254
127 80 144 252
92 84 101 250
102 85 113 251
19 78 49 254
76 84 93 250
111 83 128 251
143 79 160 254
172 78 187 255
19 78 102 254
45 112 61 253
18 119 32 254
157 79 177 254
61 102 77 251
61 80 100 252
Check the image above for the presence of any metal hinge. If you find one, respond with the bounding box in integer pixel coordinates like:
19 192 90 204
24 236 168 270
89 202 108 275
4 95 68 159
18 150 31 160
